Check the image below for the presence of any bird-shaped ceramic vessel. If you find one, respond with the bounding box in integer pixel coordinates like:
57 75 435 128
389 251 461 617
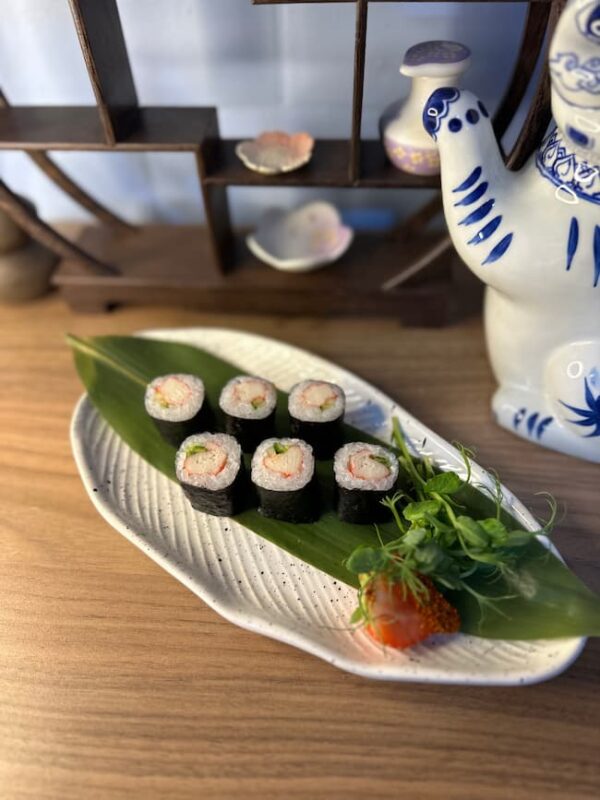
423 0 600 462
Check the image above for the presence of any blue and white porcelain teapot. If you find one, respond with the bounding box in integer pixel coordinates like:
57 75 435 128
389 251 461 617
423 0 600 462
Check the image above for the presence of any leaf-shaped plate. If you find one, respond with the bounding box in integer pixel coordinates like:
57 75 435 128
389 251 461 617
70 328 585 684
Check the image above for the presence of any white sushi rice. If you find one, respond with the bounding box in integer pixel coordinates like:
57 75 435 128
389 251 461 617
145 373 205 422
251 437 314 491
334 442 398 491
219 375 277 420
176 433 241 490
288 380 345 423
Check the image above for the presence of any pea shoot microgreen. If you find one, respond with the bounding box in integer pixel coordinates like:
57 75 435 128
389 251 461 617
346 417 557 629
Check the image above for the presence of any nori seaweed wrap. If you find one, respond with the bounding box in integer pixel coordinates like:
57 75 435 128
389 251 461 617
219 375 277 451
288 380 345 459
333 442 398 524
145 373 212 447
176 433 243 517
251 438 318 523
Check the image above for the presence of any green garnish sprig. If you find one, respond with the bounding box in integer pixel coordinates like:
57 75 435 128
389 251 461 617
345 417 557 625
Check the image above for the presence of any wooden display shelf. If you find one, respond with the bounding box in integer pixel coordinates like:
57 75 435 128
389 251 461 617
203 139 352 187
53 225 475 325
202 138 439 189
0 106 217 151
3 0 557 324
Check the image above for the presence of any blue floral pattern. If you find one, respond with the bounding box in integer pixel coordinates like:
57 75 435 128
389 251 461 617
560 377 600 437
536 127 600 205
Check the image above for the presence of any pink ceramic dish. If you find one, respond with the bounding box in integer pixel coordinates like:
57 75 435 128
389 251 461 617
236 131 315 175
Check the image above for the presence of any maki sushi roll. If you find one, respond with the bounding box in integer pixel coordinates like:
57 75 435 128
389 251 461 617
219 375 277 451
145 373 211 447
288 380 345 459
251 438 318 523
176 433 243 516
334 442 398 524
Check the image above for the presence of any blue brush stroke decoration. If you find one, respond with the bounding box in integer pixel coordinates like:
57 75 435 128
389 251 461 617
560 377 600 437
466 109 480 125
567 217 579 271
478 100 489 118
567 125 591 148
526 412 539 437
459 199 495 226
513 407 527 430
513 408 554 439
454 182 488 207
468 216 502 245
482 233 513 265
423 87 460 140
536 416 554 439
594 226 600 287
448 118 462 133
452 166 482 193
578 1 600 42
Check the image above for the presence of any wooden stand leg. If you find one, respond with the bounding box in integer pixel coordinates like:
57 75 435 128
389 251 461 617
200 182 235 274
60 288 112 313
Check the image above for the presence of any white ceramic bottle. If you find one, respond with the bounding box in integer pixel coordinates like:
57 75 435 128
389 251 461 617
381 40 471 175
422 0 600 462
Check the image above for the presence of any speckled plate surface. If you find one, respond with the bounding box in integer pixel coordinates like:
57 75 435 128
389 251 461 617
70 328 585 685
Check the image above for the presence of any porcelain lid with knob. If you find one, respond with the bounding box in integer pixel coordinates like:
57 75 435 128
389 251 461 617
400 41 471 79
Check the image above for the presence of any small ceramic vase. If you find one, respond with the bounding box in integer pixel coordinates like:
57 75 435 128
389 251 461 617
381 40 471 175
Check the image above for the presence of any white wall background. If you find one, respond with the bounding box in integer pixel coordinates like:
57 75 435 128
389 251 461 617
0 0 530 229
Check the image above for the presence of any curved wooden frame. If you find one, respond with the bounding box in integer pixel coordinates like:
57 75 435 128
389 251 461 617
0 179 119 276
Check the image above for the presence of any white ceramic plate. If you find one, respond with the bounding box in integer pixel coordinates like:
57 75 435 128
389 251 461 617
71 327 585 685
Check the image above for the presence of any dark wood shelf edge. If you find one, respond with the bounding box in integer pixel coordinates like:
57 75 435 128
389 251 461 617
52 224 469 325
0 106 218 151
202 139 439 188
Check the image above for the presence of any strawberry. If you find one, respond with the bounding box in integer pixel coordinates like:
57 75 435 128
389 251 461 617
362 575 460 649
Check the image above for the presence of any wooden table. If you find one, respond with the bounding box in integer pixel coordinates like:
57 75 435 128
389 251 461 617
0 295 598 800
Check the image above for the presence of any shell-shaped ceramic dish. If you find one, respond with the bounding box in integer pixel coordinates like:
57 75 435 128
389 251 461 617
247 201 354 273
70 327 585 685
236 131 314 175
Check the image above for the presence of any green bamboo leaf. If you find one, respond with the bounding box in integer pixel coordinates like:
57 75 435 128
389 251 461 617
449 540 600 638
67 334 600 640
67 334 399 587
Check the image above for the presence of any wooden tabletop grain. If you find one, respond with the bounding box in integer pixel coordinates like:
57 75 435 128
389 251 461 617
0 295 598 800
